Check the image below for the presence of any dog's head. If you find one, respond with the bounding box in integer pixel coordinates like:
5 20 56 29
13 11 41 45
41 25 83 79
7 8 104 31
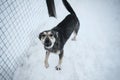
39 30 58 49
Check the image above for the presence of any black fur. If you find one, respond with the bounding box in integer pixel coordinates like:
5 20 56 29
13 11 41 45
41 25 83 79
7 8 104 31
39 0 80 51
51 0 80 50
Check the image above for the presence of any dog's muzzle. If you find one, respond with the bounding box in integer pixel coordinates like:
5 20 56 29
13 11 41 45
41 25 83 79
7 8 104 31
44 37 52 47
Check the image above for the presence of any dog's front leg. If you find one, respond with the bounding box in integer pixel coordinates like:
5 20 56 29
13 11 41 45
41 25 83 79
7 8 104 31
44 51 50 68
56 50 64 70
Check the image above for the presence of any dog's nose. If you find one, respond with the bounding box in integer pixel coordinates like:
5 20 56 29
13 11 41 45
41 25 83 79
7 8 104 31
44 38 52 47
44 42 51 47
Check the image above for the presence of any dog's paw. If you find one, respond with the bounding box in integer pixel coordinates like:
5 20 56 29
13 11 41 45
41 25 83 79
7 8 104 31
45 63 49 68
55 65 61 70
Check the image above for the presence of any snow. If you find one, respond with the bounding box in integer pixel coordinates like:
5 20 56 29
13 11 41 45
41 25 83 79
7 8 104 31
13 0 120 80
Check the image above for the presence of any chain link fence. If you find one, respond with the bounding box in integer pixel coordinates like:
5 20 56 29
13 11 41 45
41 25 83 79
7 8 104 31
0 0 53 80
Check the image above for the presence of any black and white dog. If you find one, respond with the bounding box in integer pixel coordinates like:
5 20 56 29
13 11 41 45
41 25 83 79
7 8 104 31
39 0 80 70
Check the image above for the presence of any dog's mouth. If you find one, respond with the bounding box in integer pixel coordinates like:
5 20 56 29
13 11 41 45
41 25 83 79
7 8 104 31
44 38 52 48
44 42 52 47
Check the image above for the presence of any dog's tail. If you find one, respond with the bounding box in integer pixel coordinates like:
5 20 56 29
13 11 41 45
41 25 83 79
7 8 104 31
62 0 76 15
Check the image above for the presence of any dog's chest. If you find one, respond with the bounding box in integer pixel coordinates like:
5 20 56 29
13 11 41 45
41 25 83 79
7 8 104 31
46 48 60 55
51 49 60 55
54 50 60 55
45 42 61 54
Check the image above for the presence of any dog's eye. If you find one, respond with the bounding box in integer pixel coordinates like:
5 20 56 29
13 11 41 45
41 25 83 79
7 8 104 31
49 34 53 37
42 34 45 37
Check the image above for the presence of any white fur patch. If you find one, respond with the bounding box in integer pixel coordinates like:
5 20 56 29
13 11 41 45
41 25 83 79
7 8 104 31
56 50 60 55
41 36 46 44
43 32 47 34
48 31 52 35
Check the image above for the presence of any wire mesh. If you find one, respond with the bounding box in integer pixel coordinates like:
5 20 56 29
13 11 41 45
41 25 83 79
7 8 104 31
0 0 49 80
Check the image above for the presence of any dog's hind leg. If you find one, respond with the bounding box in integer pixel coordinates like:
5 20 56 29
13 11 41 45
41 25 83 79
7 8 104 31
44 51 50 68
72 21 80 41
56 50 64 70
72 31 77 41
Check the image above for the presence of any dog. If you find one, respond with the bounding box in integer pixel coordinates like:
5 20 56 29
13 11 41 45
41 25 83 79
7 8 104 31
39 0 80 70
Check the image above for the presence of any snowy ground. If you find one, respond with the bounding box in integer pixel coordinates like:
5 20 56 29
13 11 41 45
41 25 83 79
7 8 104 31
13 0 120 80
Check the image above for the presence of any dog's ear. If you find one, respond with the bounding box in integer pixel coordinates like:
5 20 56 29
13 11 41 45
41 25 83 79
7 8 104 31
39 32 42 40
56 32 58 38
52 31 58 37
